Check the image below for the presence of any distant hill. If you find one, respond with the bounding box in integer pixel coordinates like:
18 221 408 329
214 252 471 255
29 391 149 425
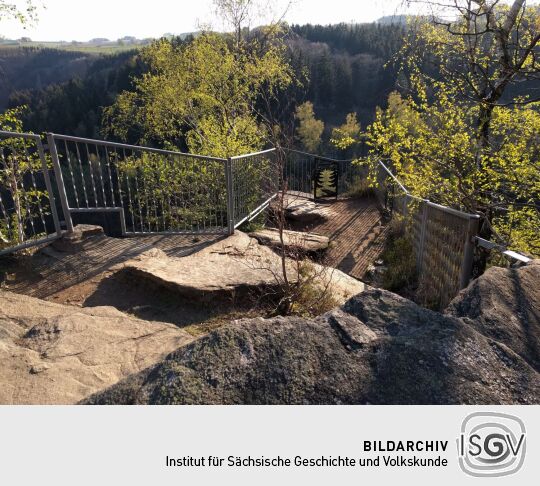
376 15 408 25
0 47 96 109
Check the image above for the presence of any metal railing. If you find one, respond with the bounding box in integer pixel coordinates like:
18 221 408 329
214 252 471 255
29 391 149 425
47 133 229 235
369 158 481 306
282 148 365 199
0 131 61 255
1 130 530 309
230 148 279 230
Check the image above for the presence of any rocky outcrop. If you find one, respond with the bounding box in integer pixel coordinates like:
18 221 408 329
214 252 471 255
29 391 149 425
274 193 332 223
0 290 194 404
249 228 329 254
83 288 539 405
50 224 104 253
446 260 540 372
120 232 364 304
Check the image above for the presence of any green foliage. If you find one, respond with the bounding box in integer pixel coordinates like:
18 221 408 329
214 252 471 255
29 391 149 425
0 106 49 248
115 151 227 231
330 112 361 151
366 3 540 257
367 90 540 256
6 49 141 138
104 29 294 157
294 101 324 152
381 234 417 292
287 262 339 318
0 0 37 24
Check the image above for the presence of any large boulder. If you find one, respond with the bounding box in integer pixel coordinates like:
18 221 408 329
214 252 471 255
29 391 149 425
0 290 194 404
83 288 539 405
446 260 540 372
120 231 364 304
273 193 332 223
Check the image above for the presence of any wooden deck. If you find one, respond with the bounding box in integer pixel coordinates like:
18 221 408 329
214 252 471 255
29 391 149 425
290 197 389 279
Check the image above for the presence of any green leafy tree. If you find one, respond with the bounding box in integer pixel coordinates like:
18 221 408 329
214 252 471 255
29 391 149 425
0 0 37 24
104 25 294 157
331 112 362 151
294 101 324 152
0 107 49 247
365 1 540 257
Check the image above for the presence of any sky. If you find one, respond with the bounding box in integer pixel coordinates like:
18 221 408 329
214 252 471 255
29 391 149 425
1 0 408 42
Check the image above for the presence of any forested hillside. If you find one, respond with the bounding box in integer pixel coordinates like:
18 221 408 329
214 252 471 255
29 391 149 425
0 47 96 109
7 49 142 137
289 23 404 129
2 23 404 142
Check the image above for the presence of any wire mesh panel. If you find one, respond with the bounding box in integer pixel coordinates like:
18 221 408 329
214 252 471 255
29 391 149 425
49 134 228 235
283 149 316 198
231 149 278 228
0 131 61 255
337 159 366 197
417 203 478 307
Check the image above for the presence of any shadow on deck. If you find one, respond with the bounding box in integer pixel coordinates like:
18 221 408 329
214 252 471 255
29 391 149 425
290 196 389 280
2 233 225 301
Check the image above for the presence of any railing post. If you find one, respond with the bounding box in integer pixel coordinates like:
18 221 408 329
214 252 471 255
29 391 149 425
36 137 62 237
46 133 73 233
459 215 480 289
417 201 429 274
402 193 408 218
225 157 235 235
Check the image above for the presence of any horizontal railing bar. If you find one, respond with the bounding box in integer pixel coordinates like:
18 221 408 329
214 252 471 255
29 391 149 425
69 207 123 213
424 200 480 220
475 236 531 263
0 234 61 256
0 130 41 141
377 160 410 195
234 194 277 229
124 230 228 236
230 148 277 160
47 133 228 162
283 147 354 163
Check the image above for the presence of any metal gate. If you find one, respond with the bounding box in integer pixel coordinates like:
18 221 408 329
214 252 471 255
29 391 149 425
313 158 339 199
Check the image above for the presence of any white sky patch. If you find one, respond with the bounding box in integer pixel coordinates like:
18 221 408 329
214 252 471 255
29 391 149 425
1 0 409 42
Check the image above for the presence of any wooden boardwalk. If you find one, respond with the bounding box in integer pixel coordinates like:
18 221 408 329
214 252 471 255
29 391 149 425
291 197 389 280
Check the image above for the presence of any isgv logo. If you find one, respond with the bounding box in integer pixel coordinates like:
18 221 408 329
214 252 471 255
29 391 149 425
457 412 526 477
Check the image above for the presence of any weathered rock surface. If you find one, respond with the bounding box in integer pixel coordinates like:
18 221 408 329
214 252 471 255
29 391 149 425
275 194 332 223
249 228 329 253
51 224 104 253
84 288 539 405
120 232 364 304
0 290 194 404
446 260 540 372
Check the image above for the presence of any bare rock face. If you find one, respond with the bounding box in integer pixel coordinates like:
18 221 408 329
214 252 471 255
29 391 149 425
120 232 364 304
274 194 332 223
0 290 194 404
83 288 539 405
51 224 105 253
446 260 540 372
249 228 330 254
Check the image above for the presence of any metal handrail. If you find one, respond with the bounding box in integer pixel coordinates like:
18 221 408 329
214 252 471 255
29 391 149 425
47 133 228 163
0 130 42 141
283 147 355 164
230 148 276 160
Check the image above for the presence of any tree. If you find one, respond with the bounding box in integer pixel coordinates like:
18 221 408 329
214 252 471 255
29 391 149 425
331 112 362 151
0 106 49 248
0 1 37 24
104 26 293 157
366 1 540 257
294 101 324 152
